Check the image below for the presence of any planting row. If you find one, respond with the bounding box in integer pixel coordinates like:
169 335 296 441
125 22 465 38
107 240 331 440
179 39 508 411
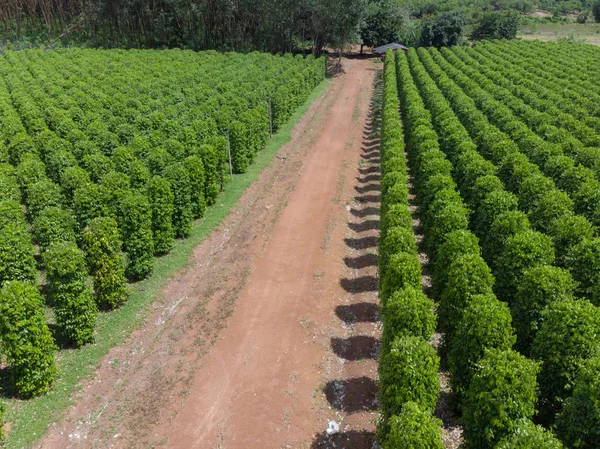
377 50 443 449
0 49 325 398
407 43 600 449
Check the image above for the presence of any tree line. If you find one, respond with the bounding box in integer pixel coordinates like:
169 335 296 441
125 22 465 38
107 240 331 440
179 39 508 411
0 0 366 55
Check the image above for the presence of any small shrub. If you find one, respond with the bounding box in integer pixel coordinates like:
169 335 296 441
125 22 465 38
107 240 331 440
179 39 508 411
383 401 444 449
26 179 64 219
449 293 516 397
567 237 600 304
33 206 77 254
0 281 58 398
380 252 422 303
44 148 78 184
99 171 131 219
381 286 436 352
547 214 594 267
0 199 26 228
532 298 600 413
494 230 555 303
431 229 481 301
82 217 129 310
423 201 470 258
482 210 530 269
379 335 440 435
60 166 90 201
379 226 416 270
0 223 37 285
72 183 106 232
438 253 494 340
195 143 221 205
119 192 154 280
184 155 207 219
528 189 573 233
380 204 412 241
473 190 519 237
462 348 540 449
43 242 97 347
512 266 576 355
148 176 175 255
127 159 150 191
495 420 564 449
15 153 46 197
556 356 600 449
164 163 193 238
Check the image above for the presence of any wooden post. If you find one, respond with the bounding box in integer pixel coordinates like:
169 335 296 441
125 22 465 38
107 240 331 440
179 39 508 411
227 132 233 180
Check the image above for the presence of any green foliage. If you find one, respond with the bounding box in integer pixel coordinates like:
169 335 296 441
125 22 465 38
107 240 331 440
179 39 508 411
43 242 97 347
567 238 600 304
547 213 594 268
431 229 481 301
72 183 106 232
147 176 175 255
494 230 555 303
473 190 519 237
119 192 154 280
419 11 467 48
60 166 90 201
0 281 58 398
483 210 530 269
184 156 207 219
99 171 131 219
495 421 564 449
593 1 600 22
82 217 129 310
381 286 436 352
0 199 25 228
448 293 516 397
383 401 444 449
379 335 440 434
379 252 422 303
33 206 77 254
164 163 193 238
462 349 540 449
470 11 520 41
196 144 221 205
532 298 600 413
379 226 417 270
512 266 576 355
438 253 495 341
26 179 64 219
556 356 600 449
15 154 46 198
0 223 37 286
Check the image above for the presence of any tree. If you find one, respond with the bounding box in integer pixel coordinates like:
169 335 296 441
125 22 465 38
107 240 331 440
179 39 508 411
360 0 403 52
470 11 520 41
593 1 600 22
419 11 467 48
310 0 367 59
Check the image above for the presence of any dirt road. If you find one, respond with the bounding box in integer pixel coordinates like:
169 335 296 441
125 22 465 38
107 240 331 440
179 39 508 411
36 57 380 449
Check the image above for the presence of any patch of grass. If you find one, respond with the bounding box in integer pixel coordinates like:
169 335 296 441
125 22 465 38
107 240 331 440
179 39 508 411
2 77 331 449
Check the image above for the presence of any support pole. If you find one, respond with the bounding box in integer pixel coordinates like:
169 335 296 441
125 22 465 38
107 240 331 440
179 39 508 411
227 132 233 180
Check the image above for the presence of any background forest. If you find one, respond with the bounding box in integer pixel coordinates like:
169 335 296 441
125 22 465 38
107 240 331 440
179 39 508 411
0 0 598 57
